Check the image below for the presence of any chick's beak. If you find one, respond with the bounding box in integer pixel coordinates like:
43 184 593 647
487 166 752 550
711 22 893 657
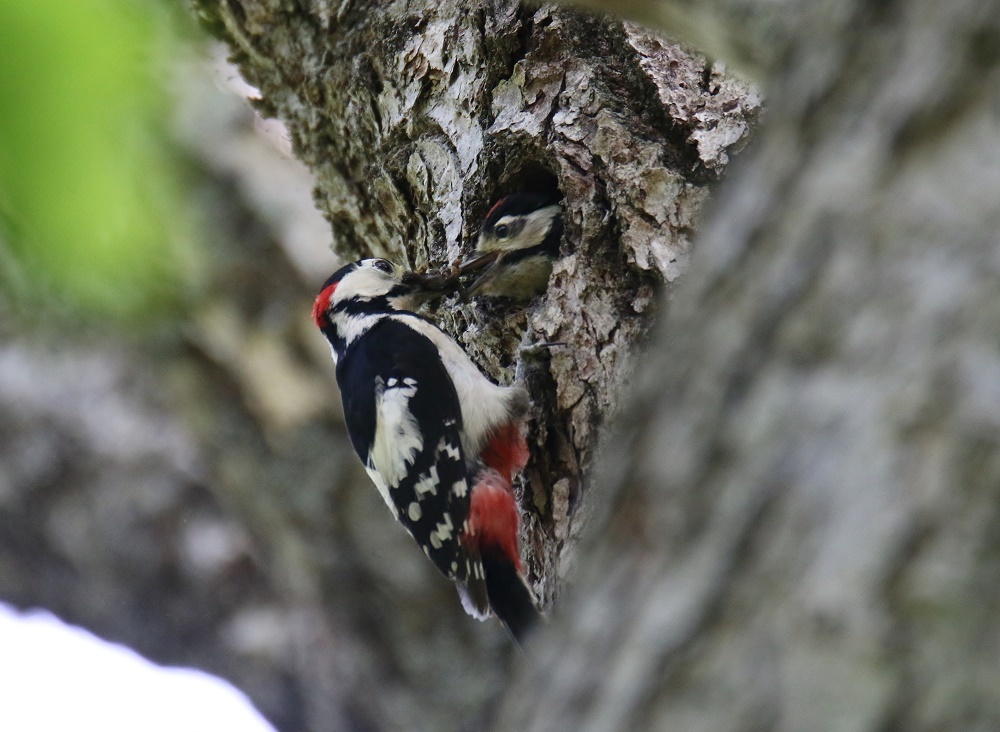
458 250 500 275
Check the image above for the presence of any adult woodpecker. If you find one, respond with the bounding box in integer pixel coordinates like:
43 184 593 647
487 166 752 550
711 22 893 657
312 258 540 642
460 193 563 300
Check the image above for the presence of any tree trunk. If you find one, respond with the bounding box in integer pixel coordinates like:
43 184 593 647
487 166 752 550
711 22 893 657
192 0 1000 729
491 0 1000 730
194 4 757 727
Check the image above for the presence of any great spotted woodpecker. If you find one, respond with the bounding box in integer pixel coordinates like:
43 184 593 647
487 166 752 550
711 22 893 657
460 193 563 300
312 258 540 642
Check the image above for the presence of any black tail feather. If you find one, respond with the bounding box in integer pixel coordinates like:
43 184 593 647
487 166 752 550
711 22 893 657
481 548 540 644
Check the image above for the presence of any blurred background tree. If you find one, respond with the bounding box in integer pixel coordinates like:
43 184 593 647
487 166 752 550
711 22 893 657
0 2 365 729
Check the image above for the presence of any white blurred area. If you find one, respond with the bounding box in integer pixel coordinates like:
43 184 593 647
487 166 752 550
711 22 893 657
0 603 276 732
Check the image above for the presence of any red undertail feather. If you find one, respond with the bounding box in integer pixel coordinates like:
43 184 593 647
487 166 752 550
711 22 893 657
468 468 540 643
312 283 337 329
467 469 522 572
480 423 529 483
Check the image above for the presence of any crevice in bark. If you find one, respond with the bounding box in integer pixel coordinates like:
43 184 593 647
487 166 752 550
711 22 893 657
183 0 761 726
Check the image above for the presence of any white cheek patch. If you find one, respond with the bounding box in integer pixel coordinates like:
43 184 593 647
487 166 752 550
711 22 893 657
332 267 394 304
517 205 560 250
369 376 424 491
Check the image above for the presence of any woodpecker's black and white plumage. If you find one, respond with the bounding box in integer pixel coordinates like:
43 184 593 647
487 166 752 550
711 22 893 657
460 193 563 300
313 258 540 642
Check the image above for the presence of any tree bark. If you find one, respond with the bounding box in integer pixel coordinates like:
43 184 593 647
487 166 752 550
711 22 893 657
195 0 757 694
188 0 760 727
190 0 1000 730
491 0 1000 730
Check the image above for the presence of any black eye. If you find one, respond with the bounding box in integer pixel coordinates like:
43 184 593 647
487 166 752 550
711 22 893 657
372 259 393 273
494 224 510 238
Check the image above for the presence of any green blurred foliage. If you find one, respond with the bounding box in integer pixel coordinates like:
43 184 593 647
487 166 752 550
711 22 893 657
0 0 197 319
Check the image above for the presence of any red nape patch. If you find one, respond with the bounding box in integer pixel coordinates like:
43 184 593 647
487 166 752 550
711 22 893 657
480 423 529 482
312 283 337 329
467 470 522 571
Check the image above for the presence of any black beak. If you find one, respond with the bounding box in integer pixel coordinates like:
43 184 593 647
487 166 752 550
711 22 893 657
400 268 461 292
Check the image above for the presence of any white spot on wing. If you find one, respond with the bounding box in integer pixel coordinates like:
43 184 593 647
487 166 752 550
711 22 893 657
414 466 440 496
437 436 461 462
467 560 483 580
408 502 422 521
430 513 454 548
451 480 467 498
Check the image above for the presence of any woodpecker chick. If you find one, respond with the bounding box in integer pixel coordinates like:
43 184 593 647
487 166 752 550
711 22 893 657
313 258 540 642
461 193 563 300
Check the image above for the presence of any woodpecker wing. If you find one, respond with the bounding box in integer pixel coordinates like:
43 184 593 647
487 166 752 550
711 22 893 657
336 318 489 609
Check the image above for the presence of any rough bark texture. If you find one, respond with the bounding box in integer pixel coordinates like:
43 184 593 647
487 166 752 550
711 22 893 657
195 0 757 625
492 0 1000 730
